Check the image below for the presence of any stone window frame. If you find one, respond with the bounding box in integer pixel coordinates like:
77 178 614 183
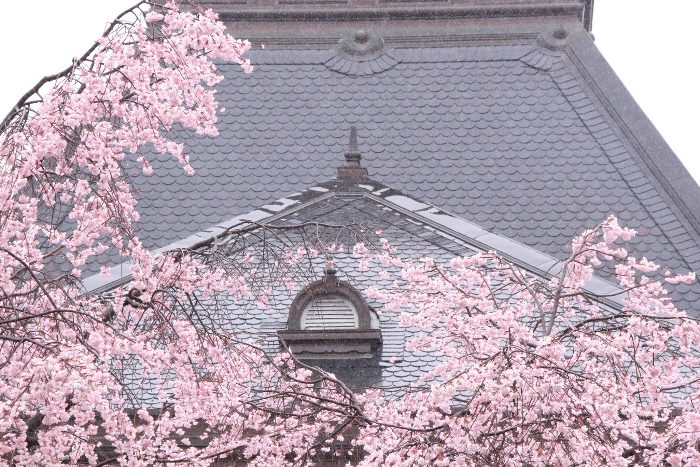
286 269 372 331
278 269 381 359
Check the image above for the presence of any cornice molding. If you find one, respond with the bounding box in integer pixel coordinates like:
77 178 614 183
212 3 583 23
244 33 537 48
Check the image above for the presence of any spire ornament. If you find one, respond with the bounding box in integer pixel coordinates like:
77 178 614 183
337 126 368 179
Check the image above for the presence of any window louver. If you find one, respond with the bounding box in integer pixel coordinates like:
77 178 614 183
300 295 358 330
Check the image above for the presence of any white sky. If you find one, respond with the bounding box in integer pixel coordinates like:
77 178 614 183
0 1 697 182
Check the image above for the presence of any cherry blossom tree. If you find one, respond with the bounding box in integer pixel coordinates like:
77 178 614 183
1 1 700 466
0 2 364 465
356 218 700 466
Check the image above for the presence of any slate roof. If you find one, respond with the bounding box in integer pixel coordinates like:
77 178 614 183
124 29 700 313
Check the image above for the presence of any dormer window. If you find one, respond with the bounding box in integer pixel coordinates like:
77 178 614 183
277 269 381 359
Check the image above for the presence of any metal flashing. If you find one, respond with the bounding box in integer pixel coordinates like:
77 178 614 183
83 189 335 293
356 182 627 309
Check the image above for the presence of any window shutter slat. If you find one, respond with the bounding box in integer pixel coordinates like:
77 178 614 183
301 296 359 330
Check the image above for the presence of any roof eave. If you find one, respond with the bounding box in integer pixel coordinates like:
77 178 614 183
563 29 700 247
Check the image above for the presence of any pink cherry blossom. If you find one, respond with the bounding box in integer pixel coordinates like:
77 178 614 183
1 0 699 464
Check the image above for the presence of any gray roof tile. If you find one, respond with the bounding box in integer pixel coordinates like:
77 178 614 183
101 42 700 312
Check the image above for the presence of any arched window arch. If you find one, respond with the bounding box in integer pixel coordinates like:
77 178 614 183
278 269 381 359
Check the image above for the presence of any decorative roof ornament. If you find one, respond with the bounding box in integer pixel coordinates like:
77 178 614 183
520 24 571 71
338 29 386 61
535 24 571 52
337 126 369 179
324 29 398 76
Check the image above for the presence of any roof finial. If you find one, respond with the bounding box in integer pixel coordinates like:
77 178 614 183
338 126 368 178
348 126 358 153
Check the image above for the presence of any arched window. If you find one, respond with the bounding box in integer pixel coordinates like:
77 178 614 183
277 269 381 359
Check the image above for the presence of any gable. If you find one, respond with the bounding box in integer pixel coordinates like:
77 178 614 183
95 176 619 394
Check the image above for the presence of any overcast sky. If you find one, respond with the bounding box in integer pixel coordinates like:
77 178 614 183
1 1 697 182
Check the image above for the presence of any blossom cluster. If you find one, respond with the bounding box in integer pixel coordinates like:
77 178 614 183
1 0 699 464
